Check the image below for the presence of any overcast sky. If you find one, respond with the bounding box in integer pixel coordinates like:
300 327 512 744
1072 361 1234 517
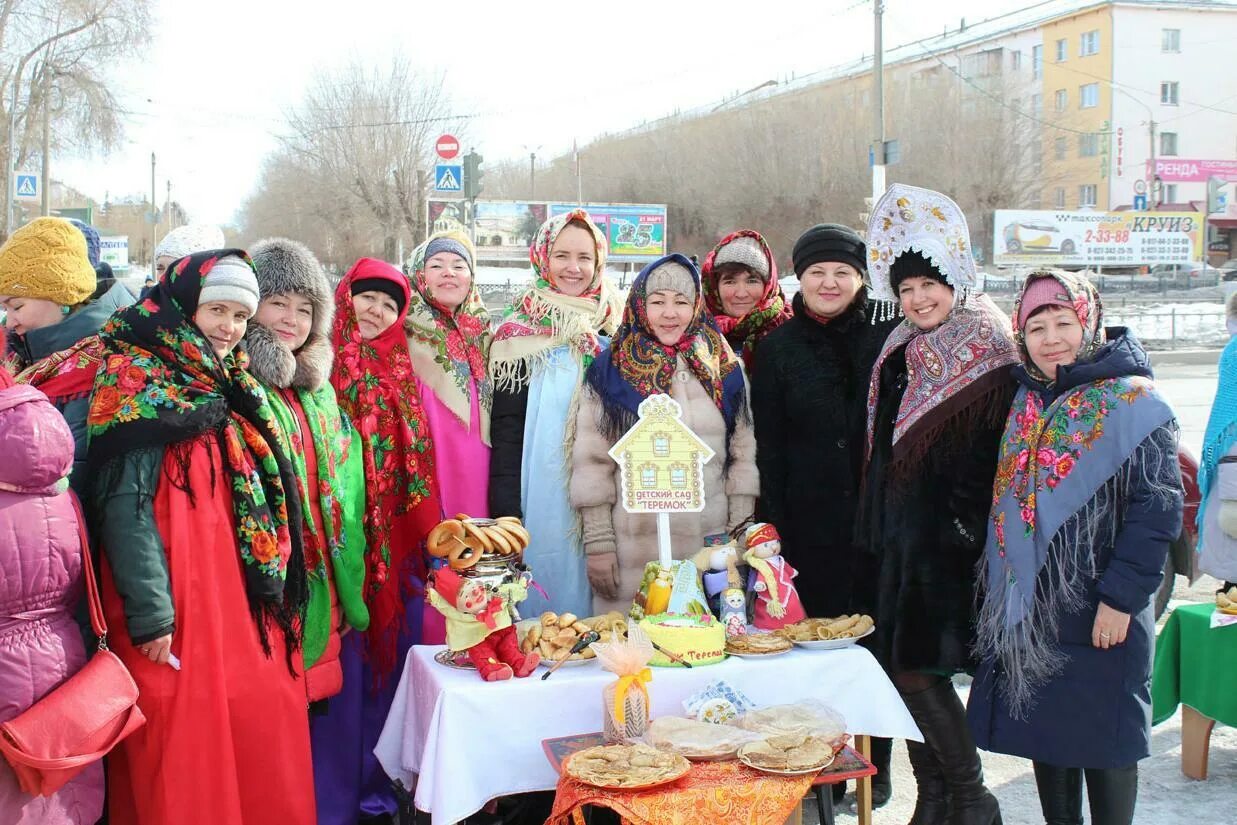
56 0 1046 226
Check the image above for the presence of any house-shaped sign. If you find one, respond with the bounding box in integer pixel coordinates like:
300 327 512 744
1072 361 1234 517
608 394 715 514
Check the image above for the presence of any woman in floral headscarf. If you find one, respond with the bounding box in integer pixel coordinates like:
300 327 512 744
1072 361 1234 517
968 269 1182 825
856 185 1017 825
406 231 493 642
313 257 441 825
700 229 792 368
87 250 313 824
570 254 759 614
489 210 621 618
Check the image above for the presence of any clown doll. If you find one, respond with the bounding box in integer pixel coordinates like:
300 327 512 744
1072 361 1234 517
427 568 541 681
744 523 806 630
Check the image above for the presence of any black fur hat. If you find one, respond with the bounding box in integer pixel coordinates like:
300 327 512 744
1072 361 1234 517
245 237 334 391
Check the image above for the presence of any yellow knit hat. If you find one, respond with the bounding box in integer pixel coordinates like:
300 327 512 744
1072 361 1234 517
0 217 96 307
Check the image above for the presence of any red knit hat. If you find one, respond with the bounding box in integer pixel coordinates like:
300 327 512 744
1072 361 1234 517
431 567 465 607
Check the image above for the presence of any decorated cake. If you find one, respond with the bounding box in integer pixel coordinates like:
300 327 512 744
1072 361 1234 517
637 613 726 667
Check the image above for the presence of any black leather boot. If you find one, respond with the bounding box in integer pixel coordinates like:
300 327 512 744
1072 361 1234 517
905 739 949 825
870 736 893 807
1032 762 1083 825
901 678 1002 825
1083 764 1138 825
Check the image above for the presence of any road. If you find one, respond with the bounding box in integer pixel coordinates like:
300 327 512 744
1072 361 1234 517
812 352 1233 825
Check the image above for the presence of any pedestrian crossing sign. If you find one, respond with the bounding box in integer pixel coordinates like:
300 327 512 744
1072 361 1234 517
435 165 462 193
14 173 39 201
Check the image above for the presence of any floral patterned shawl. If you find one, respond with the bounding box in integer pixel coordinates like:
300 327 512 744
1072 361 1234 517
700 230 791 367
584 253 746 441
405 231 493 444
976 273 1177 716
490 209 621 392
331 257 441 681
86 249 307 658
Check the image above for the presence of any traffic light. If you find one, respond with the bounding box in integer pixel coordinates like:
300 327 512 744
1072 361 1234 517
1207 176 1226 215
463 151 484 200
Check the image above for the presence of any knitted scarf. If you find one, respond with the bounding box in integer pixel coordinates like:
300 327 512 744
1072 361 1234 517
490 209 622 392
584 253 746 442
331 258 441 681
405 233 493 444
865 292 1019 471
700 230 791 366
1199 335 1237 544
976 335 1177 717
86 250 307 661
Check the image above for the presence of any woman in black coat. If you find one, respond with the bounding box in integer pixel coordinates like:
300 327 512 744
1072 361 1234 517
857 185 1019 825
968 271 1182 825
751 223 900 806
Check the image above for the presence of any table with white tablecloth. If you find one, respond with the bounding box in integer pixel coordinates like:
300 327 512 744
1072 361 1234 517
374 644 922 825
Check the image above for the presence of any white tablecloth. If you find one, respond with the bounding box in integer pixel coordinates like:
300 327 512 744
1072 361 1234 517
375 644 921 825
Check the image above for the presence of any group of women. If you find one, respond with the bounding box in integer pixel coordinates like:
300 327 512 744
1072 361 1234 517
0 180 1210 825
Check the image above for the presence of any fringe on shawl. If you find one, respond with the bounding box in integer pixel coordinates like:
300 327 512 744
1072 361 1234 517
973 424 1182 719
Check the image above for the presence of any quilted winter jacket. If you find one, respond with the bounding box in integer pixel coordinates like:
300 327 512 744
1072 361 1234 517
0 385 104 824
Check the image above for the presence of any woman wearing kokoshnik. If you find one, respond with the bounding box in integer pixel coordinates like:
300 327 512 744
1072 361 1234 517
856 184 1018 825
571 254 759 615
314 257 441 825
699 229 792 369
488 209 622 618
969 270 1183 825
405 231 494 643
86 250 314 825
0 216 134 492
244 237 370 707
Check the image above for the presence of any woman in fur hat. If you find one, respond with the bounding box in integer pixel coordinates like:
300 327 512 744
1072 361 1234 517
88 250 313 824
319 257 441 825
751 222 901 808
489 210 622 619
244 238 369 707
699 229 791 368
0 216 133 491
969 270 1182 825
857 185 1018 825
570 254 758 614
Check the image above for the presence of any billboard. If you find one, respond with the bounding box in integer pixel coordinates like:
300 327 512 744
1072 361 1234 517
548 202 667 262
99 235 129 269
993 210 1203 267
427 199 669 262
1148 158 1237 183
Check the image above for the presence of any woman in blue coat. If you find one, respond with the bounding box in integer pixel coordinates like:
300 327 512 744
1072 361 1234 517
968 270 1183 825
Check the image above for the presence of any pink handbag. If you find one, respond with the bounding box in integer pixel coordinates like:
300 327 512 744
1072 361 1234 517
0 495 146 796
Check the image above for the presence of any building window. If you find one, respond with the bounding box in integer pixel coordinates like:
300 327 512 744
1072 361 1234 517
1055 38 1067 61
1161 81 1179 105
1080 83 1099 108
1079 184 1098 207
1011 50 1022 71
1054 89 1068 112
1164 183 1178 203
1080 30 1100 56
1032 44 1043 78
1055 137 1068 160
1031 93 1043 116
1079 133 1099 157
1054 187 1067 208
1162 28 1181 52
1160 131 1178 156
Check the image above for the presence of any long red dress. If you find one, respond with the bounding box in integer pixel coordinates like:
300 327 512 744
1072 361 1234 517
100 438 315 825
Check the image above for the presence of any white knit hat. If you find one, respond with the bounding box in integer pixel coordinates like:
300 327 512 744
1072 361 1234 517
198 256 259 315
714 236 769 280
646 261 696 300
155 224 225 262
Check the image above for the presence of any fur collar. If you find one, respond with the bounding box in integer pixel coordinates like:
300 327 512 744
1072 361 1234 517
244 323 333 391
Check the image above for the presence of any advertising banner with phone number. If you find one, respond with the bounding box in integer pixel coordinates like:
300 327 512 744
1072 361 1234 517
993 210 1203 267
549 202 667 262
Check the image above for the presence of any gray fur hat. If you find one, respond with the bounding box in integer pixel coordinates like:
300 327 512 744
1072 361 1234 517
245 237 334 391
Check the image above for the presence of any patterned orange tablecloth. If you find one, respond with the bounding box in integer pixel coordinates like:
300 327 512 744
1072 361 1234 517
546 758 818 825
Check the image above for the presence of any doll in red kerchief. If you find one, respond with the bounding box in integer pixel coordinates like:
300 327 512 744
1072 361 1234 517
743 523 807 630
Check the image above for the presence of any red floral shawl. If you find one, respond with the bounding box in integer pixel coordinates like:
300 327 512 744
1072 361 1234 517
700 230 791 367
330 258 441 680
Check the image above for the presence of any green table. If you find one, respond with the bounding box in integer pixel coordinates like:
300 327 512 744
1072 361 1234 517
1152 602 1237 779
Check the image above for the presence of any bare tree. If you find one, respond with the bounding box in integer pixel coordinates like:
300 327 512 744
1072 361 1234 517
0 0 151 237
260 57 459 265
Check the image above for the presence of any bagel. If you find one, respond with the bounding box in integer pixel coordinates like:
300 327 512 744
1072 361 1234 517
490 521 531 549
446 539 483 570
426 520 467 558
483 524 515 555
459 520 494 553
